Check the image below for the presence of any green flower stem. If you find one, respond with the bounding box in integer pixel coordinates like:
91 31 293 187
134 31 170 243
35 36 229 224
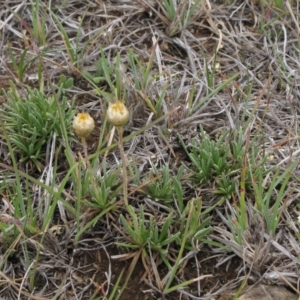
80 137 90 169
117 126 128 207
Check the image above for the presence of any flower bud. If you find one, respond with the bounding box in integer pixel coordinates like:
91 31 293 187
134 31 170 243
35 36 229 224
73 112 95 138
106 101 129 127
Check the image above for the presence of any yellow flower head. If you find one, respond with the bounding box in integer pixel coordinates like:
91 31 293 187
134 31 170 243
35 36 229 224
106 101 129 127
73 112 95 138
